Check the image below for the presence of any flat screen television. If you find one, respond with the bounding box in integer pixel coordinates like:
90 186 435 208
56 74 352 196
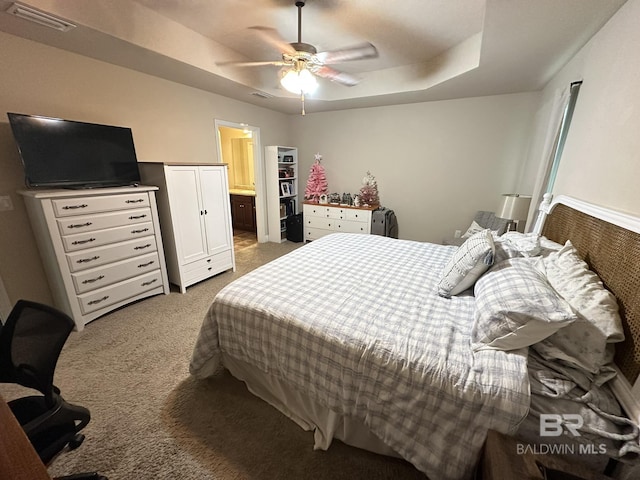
7 112 141 189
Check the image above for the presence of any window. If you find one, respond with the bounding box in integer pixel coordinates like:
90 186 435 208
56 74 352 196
543 81 582 193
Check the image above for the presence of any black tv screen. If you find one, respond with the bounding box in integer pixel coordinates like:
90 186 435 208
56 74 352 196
7 113 141 188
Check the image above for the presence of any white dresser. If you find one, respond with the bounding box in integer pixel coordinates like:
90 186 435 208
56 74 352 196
302 202 378 242
20 186 170 331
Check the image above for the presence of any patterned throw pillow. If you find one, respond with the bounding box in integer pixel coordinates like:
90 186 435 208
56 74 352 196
438 229 494 297
472 259 577 351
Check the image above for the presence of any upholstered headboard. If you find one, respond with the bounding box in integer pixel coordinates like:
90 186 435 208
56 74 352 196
539 196 640 387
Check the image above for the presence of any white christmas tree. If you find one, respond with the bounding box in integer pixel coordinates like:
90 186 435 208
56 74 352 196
304 153 328 202
359 171 379 206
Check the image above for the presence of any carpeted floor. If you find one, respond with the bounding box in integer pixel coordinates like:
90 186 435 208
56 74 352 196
3 241 426 479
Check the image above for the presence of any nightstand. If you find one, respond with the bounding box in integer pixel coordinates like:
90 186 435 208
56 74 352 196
479 430 612 479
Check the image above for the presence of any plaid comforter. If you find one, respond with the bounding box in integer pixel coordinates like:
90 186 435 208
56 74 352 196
190 233 530 479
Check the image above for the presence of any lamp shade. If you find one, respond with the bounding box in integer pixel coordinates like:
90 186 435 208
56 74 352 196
496 194 532 221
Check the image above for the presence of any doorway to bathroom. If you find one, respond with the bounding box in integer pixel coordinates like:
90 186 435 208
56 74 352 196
215 120 266 248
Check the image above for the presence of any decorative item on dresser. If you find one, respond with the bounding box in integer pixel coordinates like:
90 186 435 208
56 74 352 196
265 146 299 243
303 152 328 203
138 163 235 294
302 202 378 242
19 186 170 331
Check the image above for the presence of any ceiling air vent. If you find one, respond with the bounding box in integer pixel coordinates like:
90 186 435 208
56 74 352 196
250 91 274 99
5 2 76 32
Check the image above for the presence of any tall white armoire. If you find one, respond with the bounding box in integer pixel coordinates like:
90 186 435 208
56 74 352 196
139 163 235 293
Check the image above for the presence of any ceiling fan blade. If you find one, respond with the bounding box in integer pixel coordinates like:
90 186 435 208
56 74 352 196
249 26 297 56
218 60 290 67
315 43 378 64
312 66 361 87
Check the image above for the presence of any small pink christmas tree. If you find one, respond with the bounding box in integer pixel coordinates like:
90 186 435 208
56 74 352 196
359 171 379 206
304 153 328 202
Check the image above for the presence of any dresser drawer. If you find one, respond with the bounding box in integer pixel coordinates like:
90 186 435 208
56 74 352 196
78 270 163 315
183 251 233 283
304 205 330 217
305 227 328 241
52 193 150 217
306 215 335 230
345 209 369 222
71 252 160 294
336 220 368 234
327 208 349 220
66 235 157 272
62 222 155 252
57 208 152 235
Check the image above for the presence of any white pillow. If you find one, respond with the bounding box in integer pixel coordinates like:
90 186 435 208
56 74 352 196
461 220 484 239
438 229 494 298
493 233 562 264
532 241 624 376
472 259 577 351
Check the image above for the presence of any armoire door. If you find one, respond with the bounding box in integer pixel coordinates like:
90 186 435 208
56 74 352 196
200 166 232 256
166 167 208 264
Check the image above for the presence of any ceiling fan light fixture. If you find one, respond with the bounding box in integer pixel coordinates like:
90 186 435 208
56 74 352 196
280 67 318 95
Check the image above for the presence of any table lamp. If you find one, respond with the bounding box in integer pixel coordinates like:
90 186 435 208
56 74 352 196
497 194 532 232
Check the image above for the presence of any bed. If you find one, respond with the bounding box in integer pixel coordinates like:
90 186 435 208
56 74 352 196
190 195 640 480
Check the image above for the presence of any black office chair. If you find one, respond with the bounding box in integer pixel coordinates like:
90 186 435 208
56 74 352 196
0 299 106 480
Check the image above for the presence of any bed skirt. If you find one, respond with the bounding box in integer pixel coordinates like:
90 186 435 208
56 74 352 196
222 353 401 459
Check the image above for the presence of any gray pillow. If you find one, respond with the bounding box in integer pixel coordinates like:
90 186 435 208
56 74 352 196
438 229 494 298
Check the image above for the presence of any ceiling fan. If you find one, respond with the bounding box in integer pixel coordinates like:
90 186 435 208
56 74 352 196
222 1 378 114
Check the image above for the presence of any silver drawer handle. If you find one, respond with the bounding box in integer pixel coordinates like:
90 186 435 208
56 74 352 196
72 237 96 245
62 204 88 210
129 214 147 220
82 275 105 284
134 243 152 250
138 261 155 268
87 295 109 305
141 279 157 287
131 228 149 234
125 199 145 204
68 222 92 229
76 255 100 264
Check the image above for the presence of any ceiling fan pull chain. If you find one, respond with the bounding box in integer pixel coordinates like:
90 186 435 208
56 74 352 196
301 92 306 116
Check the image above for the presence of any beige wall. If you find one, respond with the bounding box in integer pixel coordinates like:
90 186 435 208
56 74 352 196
6 0 637 308
291 93 540 243
524 0 640 217
0 31 291 306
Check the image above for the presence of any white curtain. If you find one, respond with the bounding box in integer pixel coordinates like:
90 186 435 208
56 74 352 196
525 86 572 231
